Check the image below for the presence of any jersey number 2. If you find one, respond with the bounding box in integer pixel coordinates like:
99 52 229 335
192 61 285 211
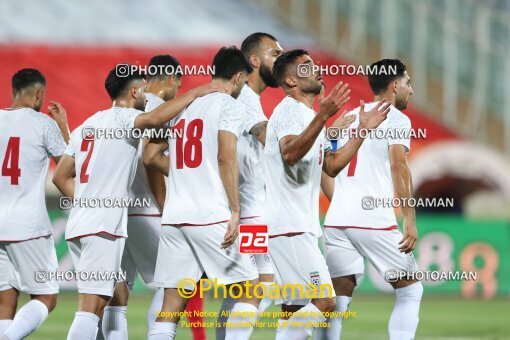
173 119 204 169
1 137 21 185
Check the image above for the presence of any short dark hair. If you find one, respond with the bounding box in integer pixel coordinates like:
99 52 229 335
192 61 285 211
212 46 252 80
367 59 407 95
105 65 145 100
272 49 308 86
147 54 182 80
241 32 277 59
12 68 46 93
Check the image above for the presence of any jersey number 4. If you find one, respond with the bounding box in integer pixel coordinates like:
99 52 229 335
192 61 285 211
173 119 204 169
1 137 21 185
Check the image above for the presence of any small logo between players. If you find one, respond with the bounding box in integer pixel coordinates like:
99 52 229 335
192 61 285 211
238 224 268 254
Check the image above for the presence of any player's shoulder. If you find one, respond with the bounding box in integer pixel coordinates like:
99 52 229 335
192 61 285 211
238 85 259 106
215 92 245 113
387 105 411 126
271 96 301 118
145 93 165 112
18 107 54 124
18 108 61 134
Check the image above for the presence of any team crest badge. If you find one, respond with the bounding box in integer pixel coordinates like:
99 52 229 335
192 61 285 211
310 271 321 287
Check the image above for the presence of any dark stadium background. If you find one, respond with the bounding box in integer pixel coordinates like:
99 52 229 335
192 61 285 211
0 0 509 339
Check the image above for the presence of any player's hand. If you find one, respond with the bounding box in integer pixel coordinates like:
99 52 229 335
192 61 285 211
331 111 356 130
399 220 418 253
48 101 68 126
318 82 350 118
188 83 228 99
358 100 390 130
221 212 240 249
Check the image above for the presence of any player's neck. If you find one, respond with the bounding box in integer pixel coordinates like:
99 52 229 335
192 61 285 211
10 98 36 110
146 83 166 100
289 90 315 109
374 94 395 106
111 98 133 109
246 74 266 95
212 79 234 96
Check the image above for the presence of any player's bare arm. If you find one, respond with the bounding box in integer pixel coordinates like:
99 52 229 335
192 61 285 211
322 100 390 177
250 121 267 146
142 138 167 210
52 154 76 198
217 130 241 249
134 83 225 130
48 101 70 143
280 82 350 166
390 144 418 253
143 137 170 176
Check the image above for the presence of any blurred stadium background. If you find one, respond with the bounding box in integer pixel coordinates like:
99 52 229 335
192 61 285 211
1 0 509 339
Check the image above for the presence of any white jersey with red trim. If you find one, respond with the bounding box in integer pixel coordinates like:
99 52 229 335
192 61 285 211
128 93 164 216
324 103 411 229
64 107 142 239
236 85 267 218
161 92 245 225
0 108 66 241
263 97 331 237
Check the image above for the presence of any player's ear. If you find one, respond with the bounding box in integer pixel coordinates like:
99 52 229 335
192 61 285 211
249 54 260 69
233 72 242 86
167 75 176 87
284 75 297 88
392 80 398 94
36 87 45 104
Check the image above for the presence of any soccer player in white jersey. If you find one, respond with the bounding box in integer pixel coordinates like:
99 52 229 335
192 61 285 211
94 55 181 339
0 69 69 339
144 47 260 340
213 32 283 339
319 59 421 340
101 54 205 340
52 66 219 340
265 50 390 340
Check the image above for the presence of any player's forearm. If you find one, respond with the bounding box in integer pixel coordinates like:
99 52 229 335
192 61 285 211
53 176 75 199
137 91 196 130
144 139 170 176
146 166 166 211
144 154 169 176
250 121 267 146
218 155 241 214
281 114 328 166
56 121 70 144
391 163 416 223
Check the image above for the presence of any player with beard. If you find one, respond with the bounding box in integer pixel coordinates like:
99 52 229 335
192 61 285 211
319 59 421 340
52 66 220 340
0 69 69 340
265 50 390 339
145 47 260 340
99 55 205 340
214 33 283 340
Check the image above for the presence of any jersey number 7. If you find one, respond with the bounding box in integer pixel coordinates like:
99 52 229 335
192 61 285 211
347 152 358 177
